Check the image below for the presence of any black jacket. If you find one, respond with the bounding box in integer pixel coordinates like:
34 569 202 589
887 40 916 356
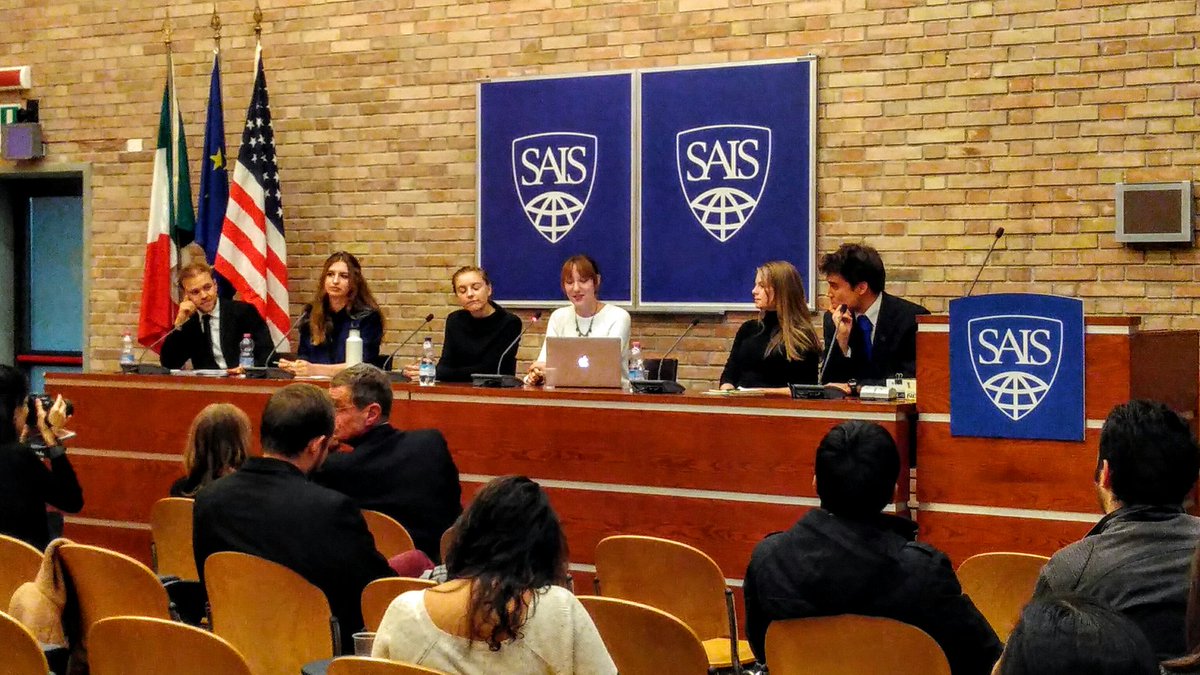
160 299 274 369
821 292 930 384
719 312 819 388
744 509 1000 675
193 457 395 651
435 305 523 382
313 424 461 561
0 441 83 550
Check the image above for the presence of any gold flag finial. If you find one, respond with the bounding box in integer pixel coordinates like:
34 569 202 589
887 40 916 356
210 4 222 46
162 8 173 45
253 0 263 40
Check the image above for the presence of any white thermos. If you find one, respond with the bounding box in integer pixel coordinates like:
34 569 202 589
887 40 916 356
346 328 363 366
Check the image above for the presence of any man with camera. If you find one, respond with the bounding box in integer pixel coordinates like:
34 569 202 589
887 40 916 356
0 365 82 550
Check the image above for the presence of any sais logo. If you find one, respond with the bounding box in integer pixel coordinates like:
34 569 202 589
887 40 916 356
968 315 1063 421
676 125 772 243
512 132 597 244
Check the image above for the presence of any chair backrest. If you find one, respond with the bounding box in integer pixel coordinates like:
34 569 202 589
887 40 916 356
765 615 951 675
0 534 43 610
594 535 729 639
362 510 415 559
0 609 50 675
361 577 437 631
327 657 447 675
956 551 1050 642
89 616 253 675
205 551 336 675
150 497 199 580
577 595 710 675
59 543 172 643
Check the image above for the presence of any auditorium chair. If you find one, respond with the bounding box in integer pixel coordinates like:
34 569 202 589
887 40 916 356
765 615 950 675
58 543 173 643
0 609 50 675
361 576 437 631
89 616 252 675
362 510 416 559
150 497 198 580
956 551 1049 641
0 534 42 610
593 535 752 673
204 551 338 675
578 595 710 675
327 656 449 675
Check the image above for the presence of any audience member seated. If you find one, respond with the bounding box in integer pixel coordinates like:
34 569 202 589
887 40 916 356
313 364 461 561
193 383 395 652
279 251 385 377
719 260 821 392
1034 399 1200 660
401 265 523 382
0 365 82 550
743 420 1000 675
993 594 1158 675
373 475 616 675
169 403 251 497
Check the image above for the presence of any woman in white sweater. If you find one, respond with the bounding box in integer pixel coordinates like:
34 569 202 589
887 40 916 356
525 254 631 386
372 475 616 675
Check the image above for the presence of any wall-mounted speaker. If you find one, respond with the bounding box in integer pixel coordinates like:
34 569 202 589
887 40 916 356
1115 182 1192 245
1 122 44 160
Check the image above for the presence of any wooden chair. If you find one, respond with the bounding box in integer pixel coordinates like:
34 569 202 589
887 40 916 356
577 595 710 675
361 577 437 631
150 497 198 580
362 510 415 559
765 615 951 675
59 543 172 643
956 551 1049 641
327 657 448 675
0 609 50 675
205 551 338 675
89 616 252 675
593 535 752 672
0 534 43 610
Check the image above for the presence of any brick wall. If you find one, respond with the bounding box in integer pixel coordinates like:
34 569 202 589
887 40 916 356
2 0 1197 389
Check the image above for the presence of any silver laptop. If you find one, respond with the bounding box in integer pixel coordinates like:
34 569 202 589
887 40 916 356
545 336 624 389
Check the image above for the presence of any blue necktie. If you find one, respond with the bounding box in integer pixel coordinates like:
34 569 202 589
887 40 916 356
856 314 873 361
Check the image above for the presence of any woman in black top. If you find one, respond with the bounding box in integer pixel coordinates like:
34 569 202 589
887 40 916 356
279 251 385 377
0 365 82 550
169 403 251 498
719 260 821 392
405 266 523 382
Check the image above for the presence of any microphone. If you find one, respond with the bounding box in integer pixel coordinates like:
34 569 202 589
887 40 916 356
123 328 177 375
245 304 311 380
661 318 701 362
631 318 700 395
383 313 436 374
817 304 847 385
966 227 1005 297
472 311 542 388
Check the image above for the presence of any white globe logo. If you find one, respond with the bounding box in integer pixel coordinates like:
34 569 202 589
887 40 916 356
688 187 758 242
523 191 586 244
980 371 1051 421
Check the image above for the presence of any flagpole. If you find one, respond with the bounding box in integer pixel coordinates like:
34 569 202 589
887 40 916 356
254 0 262 44
211 4 221 54
162 9 180 300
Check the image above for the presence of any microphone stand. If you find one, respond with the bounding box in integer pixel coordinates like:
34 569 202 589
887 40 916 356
245 306 311 380
472 311 542 388
630 318 701 395
966 227 1006 297
386 313 436 382
124 329 175 375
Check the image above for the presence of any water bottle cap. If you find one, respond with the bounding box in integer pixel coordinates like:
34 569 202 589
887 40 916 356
243 333 251 338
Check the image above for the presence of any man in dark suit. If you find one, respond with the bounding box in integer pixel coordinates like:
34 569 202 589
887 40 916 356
818 243 930 386
193 383 395 652
313 364 462 562
160 259 273 370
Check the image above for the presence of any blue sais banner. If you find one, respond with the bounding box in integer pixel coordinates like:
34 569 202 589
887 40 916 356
950 294 1085 441
640 59 816 308
478 74 634 304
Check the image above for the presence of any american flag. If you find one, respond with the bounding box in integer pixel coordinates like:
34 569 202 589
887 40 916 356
214 43 289 347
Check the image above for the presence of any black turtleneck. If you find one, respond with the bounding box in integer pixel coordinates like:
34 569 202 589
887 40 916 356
719 312 819 388
435 303 524 382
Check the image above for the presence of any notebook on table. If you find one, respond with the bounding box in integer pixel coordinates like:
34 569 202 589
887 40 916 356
544 336 624 389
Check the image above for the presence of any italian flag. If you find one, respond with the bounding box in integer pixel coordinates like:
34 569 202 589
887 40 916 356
138 54 195 349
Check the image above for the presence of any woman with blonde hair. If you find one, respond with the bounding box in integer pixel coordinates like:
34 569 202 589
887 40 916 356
719 260 821 391
279 251 385 377
169 403 251 497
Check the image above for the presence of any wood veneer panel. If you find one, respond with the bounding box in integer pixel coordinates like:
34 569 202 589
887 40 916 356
1131 331 1199 419
917 511 1094 568
61 521 154 567
69 454 182 523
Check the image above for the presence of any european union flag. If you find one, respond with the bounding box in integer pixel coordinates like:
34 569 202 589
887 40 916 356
196 52 231 297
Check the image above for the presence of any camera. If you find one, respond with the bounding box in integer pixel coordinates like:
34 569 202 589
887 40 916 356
26 394 74 428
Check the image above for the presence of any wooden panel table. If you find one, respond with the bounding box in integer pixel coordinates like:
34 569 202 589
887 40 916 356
45 373 914 594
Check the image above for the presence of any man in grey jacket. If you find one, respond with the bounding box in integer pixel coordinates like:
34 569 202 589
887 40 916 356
1035 399 1200 660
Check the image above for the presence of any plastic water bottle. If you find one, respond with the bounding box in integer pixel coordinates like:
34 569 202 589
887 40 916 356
628 341 645 381
119 331 135 369
239 334 255 369
346 328 364 366
419 337 436 386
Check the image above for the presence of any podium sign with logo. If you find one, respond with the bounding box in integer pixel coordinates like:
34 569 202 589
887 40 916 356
949 294 1085 441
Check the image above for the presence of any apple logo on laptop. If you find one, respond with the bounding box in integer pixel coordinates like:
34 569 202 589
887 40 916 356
577 355 590 369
